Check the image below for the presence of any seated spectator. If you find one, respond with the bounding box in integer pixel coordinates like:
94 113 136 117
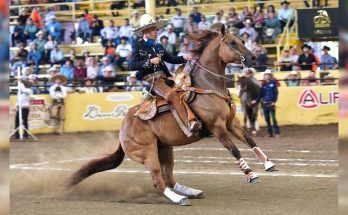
44 7 55 26
278 1 294 31
184 15 198 34
46 15 62 42
50 45 64 66
16 43 29 60
239 18 257 42
253 5 265 24
253 45 268 72
212 11 226 24
241 32 253 51
103 66 116 78
309 46 320 71
74 59 87 79
111 0 126 17
277 49 294 71
69 49 78 63
115 37 132 71
33 31 46 53
105 40 116 62
99 57 115 77
82 50 91 63
161 35 175 55
266 4 276 15
86 57 98 79
83 9 94 27
320 45 335 70
17 8 29 26
175 44 190 71
301 70 319 86
133 0 145 9
289 47 299 69
24 18 38 42
78 14 93 43
264 12 282 42
158 24 176 48
130 10 140 28
171 8 186 36
189 7 202 24
60 59 74 80
79 77 98 93
285 71 300 87
30 7 43 28
100 20 119 47
253 17 264 44
298 44 317 71
180 36 194 50
27 43 42 74
240 6 252 21
44 34 57 63
118 18 132 41
92 15 104 38
125 73 143 91
28 74 41 94
12 21 26 46
198 15 210 30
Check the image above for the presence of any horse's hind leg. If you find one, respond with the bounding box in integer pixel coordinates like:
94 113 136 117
145 143 191 206
228 117 276 172
158 143 204 199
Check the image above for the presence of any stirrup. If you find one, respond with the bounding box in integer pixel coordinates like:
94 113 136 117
188 120 202 131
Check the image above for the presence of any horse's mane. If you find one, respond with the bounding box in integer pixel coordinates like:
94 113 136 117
187 30 219 56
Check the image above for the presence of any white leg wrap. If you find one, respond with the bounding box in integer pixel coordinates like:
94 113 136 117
173 183 203 197
238 158 250 172
246 118 251 129
253 147 267 163
164 187 187 204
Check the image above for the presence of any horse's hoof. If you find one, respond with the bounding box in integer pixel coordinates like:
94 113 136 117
179 197 191 206
247 172 259 184
189 191 205 199
265 161 276 172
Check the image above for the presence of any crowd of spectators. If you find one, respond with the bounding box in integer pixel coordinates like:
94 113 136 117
9 0 338 95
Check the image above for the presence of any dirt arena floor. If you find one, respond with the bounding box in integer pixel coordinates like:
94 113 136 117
10 125 338 215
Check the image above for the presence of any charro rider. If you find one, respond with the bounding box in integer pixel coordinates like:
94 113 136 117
129 14 200 132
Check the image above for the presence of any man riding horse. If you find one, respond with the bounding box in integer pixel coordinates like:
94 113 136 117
129 14 200 134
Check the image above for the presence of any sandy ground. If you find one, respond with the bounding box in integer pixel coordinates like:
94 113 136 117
10 125 338 215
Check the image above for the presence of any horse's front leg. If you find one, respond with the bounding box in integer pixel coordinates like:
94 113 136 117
227 117 276 172
212 124 258 183
158 142 204 199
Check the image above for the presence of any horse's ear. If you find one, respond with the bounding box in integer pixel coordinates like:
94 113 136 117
220 24 227 36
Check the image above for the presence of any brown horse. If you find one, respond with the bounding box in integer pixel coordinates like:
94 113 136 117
67 25 276 206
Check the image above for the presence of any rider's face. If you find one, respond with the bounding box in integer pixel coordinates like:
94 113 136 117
143 27 157 40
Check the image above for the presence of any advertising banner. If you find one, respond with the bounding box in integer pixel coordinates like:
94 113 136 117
9 86 338 134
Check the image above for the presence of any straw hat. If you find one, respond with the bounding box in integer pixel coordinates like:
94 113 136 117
50 74 67 84
47 67 58 75
263 69 273 75
131 14 168 34
127 73 137 82
35 31 44 37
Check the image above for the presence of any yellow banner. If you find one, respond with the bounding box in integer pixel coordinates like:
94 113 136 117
230 85 338 126
64 92 142 132
9 86 338 134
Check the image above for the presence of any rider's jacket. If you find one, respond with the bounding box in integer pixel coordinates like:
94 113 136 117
129 39 186 80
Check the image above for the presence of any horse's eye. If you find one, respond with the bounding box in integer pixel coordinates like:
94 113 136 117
229 41 236 46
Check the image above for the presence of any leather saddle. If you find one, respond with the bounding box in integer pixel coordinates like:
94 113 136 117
135 65 195 121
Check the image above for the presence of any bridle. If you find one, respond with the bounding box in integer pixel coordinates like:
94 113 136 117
190 32 248 82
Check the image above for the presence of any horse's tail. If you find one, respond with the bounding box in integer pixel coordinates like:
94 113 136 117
66 143 125 188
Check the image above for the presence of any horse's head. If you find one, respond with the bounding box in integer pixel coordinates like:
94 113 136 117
217 25 257 68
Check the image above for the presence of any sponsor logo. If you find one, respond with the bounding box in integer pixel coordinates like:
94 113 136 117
106 94 134 102
83 105 129 120
298 88 338 109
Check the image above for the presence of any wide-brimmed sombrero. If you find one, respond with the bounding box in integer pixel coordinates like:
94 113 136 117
50 74 67 84
131 14 168 34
